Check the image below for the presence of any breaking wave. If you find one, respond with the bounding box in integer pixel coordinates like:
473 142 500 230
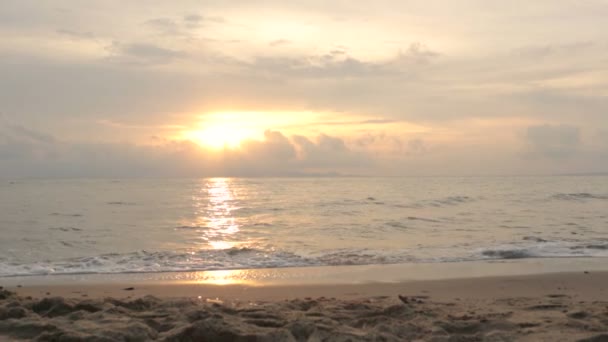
2 239 608 277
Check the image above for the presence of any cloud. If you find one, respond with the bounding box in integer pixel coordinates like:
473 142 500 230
269 39 291 47
145 18 179 35
393 43 439 65
144 14 225 36
183 14 225 25
106 42 185 64
512 41 596 59
524 124 581 159
353 133 426 156
407 138 427 155
56 29 95 40
0 124 371 178
2 1 608 176
246 43 438 79
292 134 369 169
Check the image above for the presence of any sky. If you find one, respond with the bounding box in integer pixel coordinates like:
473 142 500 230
1 0 607 177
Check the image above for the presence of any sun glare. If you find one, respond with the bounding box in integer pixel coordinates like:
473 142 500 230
182 110 389 149
185 124 257 149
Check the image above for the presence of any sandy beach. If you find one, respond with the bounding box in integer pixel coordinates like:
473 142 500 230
2 264 608 341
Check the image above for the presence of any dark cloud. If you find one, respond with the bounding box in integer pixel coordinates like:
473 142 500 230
145 18 180 35
183 14 225 24
0 124 371 178
245 43 438 79
146 14 225 35
56 29 95 40
292 134 369 169
106 42 185 64
183 14 203 23
524 124 581 159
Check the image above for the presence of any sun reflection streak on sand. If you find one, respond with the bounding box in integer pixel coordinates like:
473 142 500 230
186 269 258 286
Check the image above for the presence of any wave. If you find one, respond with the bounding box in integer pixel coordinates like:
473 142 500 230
106 201 137 206
406 196 477 209
551 193 608 201
481 249 533 259
0 248 314 278
2 238 608 278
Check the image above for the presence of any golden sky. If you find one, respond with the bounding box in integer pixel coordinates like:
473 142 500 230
1 1 607 177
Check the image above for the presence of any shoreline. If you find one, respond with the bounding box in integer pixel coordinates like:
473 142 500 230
7 270 608 302
2 257 608 288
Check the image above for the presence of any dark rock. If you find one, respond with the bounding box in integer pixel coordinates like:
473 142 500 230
578 334 608 342
74 301 103 313
186 309 212 322
287 320 316 341
163 318 295 342
0 289 15 300
97 322 158 341
34 330 102 342
32 297 75 317
0 320 58 339
437 321 481 334
382 304 412 317
569 311 590 319
244 318 287 328
106 296 160 311
0 307 27 320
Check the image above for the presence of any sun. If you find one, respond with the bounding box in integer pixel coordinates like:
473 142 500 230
181 110 318 149
184 123 257 149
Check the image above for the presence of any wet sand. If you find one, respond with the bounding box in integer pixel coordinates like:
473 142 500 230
2 270 608 341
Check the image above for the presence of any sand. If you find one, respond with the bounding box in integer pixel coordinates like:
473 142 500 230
2 270 608 341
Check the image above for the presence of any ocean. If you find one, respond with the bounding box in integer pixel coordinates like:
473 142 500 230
1 176 607 278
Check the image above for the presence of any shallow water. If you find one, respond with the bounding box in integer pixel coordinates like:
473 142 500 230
1 176 607 277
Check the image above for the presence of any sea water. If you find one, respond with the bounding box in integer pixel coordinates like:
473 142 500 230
0 176 607 277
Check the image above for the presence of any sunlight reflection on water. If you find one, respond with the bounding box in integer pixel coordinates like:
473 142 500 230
191 178 241 250
192 269 251 285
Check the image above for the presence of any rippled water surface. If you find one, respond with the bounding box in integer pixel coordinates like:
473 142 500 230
1 176 607 276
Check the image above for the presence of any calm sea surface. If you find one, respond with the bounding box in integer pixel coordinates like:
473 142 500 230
0 176 607 277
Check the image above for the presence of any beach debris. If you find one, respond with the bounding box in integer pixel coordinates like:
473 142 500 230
398 295 427 305
206 298 224 304
123 287 135 291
